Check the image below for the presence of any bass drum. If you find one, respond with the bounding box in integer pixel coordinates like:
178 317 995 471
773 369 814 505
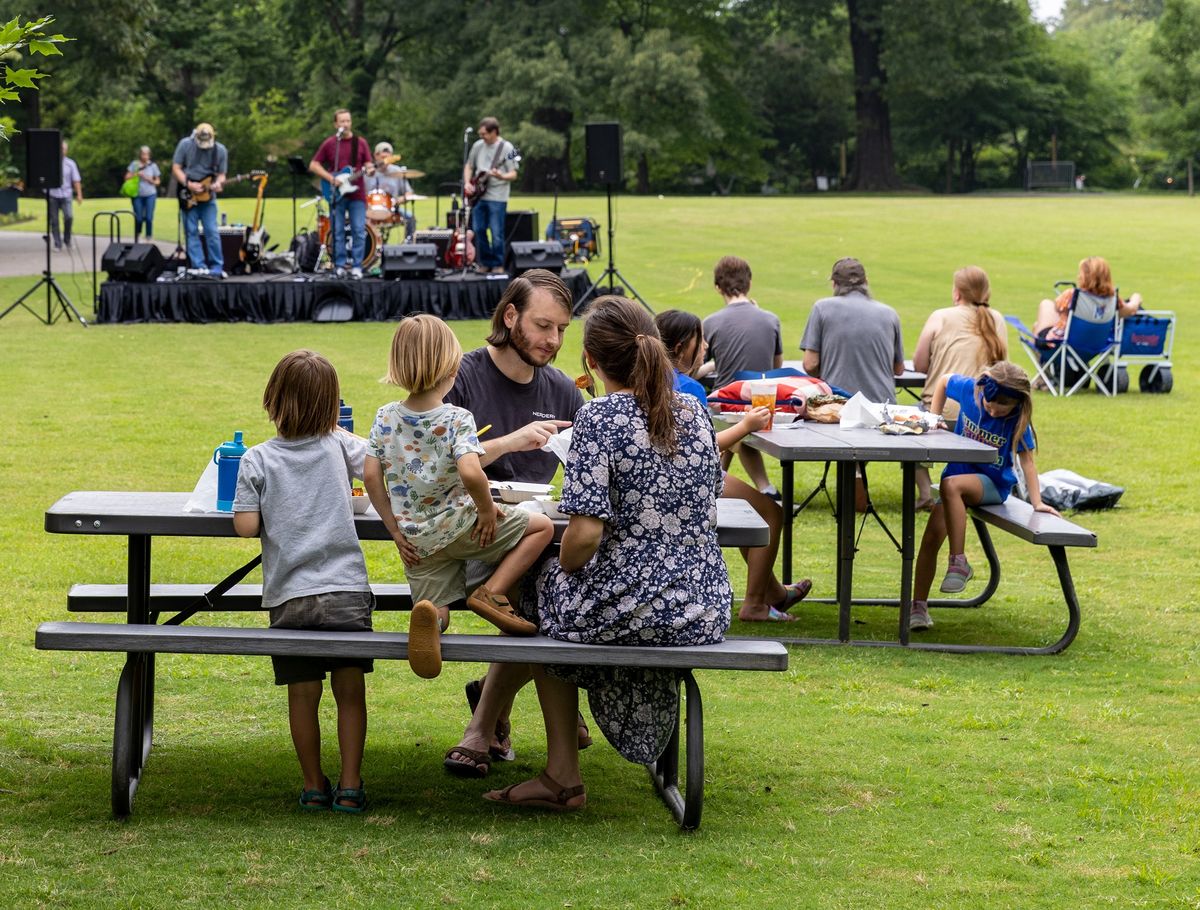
318 214 380 269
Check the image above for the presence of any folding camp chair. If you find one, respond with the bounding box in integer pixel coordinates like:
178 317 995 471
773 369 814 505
1006 285 1122 397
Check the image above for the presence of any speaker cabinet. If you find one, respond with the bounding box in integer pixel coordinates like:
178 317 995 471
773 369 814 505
414 229 453 266
505 210 538 244
585 122 622 185
25 128 62 192
506 240 565 276
382 243 438 279
101 242 165 282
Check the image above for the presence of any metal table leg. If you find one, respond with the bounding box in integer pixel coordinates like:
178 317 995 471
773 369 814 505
647 672 704 830
836 462 856 642
899 463 914 646
113 534 154 817
781 461 794 584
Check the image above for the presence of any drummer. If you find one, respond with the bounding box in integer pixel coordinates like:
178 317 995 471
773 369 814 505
366 141 416 239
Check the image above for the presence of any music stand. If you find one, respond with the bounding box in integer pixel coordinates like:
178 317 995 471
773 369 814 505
577 181 648 315
0 190 88 326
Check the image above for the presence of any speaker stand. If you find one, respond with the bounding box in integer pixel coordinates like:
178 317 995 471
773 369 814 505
0 192 88 326
577 182 649 315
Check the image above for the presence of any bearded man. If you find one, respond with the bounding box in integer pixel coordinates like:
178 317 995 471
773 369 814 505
445 268 582 483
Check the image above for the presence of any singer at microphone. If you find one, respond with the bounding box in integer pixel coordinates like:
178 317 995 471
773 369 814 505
308 108 372 279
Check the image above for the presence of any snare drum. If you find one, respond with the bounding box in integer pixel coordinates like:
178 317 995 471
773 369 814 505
366 189 395 223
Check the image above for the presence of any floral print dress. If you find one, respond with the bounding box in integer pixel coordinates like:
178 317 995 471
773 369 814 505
525 391 731 764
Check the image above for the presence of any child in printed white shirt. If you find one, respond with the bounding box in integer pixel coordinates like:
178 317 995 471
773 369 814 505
364 314 554 679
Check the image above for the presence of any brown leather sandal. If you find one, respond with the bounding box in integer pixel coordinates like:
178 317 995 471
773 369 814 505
483 771 586 812
465 678 516 762
467 585 538 636
443 745 490 778
577 711 593 750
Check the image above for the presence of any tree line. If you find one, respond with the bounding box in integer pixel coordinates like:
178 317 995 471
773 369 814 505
2 0 1198 198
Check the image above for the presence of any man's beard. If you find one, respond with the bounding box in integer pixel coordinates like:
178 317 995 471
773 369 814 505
510 317 557 368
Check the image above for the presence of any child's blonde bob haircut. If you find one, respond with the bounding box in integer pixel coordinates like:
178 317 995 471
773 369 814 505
263 349 340 438
386 314 463 393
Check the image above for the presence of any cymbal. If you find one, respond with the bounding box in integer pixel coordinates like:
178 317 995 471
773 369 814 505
395 168 425 179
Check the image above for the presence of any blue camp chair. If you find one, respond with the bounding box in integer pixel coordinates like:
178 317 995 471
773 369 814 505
1007 285 1122 397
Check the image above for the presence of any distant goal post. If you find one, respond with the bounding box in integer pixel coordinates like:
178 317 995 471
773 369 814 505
1026 160 1076 190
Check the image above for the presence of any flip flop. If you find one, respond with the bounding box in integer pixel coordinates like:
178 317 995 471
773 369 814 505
483 771 586 812
467 585 538 636
739 606 798 622
771 579 813 612
444 745 491 778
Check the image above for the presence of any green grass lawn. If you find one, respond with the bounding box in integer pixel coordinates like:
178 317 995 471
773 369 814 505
1 194 1198 908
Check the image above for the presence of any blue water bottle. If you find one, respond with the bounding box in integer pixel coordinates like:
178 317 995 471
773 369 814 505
213 430 247 512
338 399 353 433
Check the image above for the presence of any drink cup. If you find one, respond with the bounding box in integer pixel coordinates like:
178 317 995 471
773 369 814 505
747 381 778 430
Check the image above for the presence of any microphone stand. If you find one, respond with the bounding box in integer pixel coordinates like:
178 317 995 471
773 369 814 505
459 126 472 277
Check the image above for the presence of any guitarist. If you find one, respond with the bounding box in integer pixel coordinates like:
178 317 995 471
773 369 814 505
171 123 229 278
308 109 373 279
463 117 518 275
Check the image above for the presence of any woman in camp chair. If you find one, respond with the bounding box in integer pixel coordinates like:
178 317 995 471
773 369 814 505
1032 256 1143 345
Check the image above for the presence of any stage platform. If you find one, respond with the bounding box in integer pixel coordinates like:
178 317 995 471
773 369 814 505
95 268 592 324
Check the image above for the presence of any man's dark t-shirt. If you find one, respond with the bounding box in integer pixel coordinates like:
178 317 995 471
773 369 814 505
446 347 584 483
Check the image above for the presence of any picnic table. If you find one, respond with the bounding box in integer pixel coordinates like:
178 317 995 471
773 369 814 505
38 491 779 827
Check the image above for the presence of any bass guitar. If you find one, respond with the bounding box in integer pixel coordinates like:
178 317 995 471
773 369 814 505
242 173 271 264
321 154 400 203
177 171 263 209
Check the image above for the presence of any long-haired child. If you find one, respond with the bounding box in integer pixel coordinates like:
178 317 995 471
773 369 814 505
910 361 1060 631
364 315 554 679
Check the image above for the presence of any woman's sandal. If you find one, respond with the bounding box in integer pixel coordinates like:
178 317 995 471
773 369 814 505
331 779 366 814
483 771 586 812
299 776 333 811
467 585 538 636
444 745 491 778
577 712 593 750
772 578 813 612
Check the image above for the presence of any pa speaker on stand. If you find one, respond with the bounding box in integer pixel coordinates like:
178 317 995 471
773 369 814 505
580 121 648 315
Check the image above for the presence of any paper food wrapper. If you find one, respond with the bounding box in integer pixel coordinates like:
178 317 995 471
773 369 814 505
839 392 886 429
184 457 222 513
540 425 574 464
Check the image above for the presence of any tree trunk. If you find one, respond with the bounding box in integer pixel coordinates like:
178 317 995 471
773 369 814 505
959 140 975 193
637 152 650 194
945 138 956 194
844 0 901 191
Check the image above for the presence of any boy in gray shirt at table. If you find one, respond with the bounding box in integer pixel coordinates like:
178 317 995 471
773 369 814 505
702 255 784 498
233 349 373 814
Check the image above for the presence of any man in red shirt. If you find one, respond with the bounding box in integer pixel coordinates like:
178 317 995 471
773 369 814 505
309 110 373 278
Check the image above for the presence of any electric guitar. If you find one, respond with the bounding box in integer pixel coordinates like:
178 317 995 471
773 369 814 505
177 171 263 209
320 154 400 202
466 143 520 205
242 174 270 263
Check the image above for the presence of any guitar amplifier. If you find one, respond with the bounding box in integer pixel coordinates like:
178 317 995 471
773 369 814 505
414 229 453 265
195 224 246 272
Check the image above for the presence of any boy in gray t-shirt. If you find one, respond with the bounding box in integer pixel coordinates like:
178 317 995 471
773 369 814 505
701 256 783 498
233 350 373 813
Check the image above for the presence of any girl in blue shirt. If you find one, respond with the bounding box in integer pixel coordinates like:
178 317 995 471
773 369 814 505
911 361 1059 632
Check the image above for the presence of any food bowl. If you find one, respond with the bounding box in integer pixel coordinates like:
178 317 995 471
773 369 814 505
350 492 372 514
491 481 555 503
771 411 799 426
533 495 566 520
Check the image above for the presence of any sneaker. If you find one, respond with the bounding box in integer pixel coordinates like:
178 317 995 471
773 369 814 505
335 267 347 278
909 602 933 632
350 267 363 280
761 484 782 502
939 558 974 593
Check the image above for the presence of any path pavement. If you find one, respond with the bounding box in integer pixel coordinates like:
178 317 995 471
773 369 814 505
0 230 177 277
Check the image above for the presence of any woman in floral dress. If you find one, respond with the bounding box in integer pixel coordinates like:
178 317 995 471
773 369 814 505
481 295 731 812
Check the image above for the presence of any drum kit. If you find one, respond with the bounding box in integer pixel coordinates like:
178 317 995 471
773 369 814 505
308 167 429 272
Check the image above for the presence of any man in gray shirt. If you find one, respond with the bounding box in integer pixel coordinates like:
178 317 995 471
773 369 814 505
464 116 519 275
801 257 904 403
702 255 783 497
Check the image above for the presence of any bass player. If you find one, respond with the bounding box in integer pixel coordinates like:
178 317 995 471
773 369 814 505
463 116 518 275
309 109 374 279
172 122 228 278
